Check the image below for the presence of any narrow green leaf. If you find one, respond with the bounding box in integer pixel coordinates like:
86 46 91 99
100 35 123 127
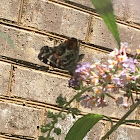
104 115 113 127
0 31 15 48
90 0 120 47
65 113 103 140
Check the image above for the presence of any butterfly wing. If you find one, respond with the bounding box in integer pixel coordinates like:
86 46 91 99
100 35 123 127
38 38 84 73
38 45 58 67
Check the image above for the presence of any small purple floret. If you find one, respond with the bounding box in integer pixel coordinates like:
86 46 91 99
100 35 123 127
113 77 121 86
75 62 91 73
123 57 137 72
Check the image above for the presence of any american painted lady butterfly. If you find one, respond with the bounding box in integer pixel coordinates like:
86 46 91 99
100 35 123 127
38 38 84 74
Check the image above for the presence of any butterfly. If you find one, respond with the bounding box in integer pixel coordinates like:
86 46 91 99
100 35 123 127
38 38 84 74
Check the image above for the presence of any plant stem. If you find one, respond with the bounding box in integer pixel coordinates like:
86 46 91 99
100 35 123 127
46 86 92 138
101 99 140 140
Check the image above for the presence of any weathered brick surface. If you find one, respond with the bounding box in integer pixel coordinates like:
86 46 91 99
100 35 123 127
0 0 140 139
112 0 140 24
0 138 12 140
0 24 54 65
0 137 22 140
0 24 108 67
68 0 94 8
21 0 89 40
88 16 140 50
11 66 77 105
109 125 140 140
80 45 109 64
41 110 106 140
11 66 136 119
0 101 41 138
0 138 19 140
69 0 140 24
0 0 20 22
0 61 11 96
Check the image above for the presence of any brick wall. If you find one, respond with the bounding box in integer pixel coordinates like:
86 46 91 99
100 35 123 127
0 0 140 139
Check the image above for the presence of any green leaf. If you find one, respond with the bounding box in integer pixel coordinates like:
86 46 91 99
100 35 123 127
59 113 66 120
90 0 120 46
0 31 15 48
65 113 103 140
46 137 55 140
38 136 46 140
56 94 67 107
45 123 52 128
47 110 55 118
67 108 81 118
41 126 49 133
53 127 61 135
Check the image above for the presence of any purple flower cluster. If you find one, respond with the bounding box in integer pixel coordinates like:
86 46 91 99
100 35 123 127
80 95 108 109
69 43 140 109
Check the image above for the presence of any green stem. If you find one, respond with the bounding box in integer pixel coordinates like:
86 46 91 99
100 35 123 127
101 99 140 140
46 86 92 138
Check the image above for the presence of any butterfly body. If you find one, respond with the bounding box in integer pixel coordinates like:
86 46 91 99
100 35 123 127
38 38 84 74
